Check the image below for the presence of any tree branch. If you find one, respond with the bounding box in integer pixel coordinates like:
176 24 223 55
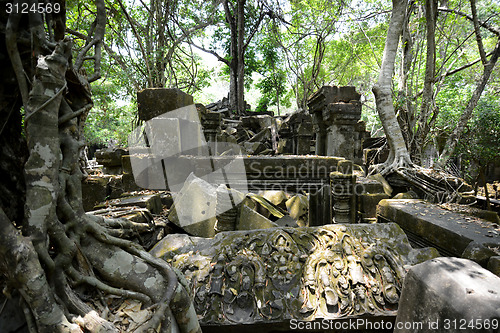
434 50 494 81
469 0 487 64
74 0 106 83
115 0 153 86
188 41 230 66
438 7 500 36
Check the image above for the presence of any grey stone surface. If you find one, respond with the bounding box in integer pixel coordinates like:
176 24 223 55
95 148 127 167
81 176 108 211
168 173 217 238
100 193 163 215
307 86 368 163
358 193 391 219
377 199 500 259
236 205 279 230
462 241 497 267
395 257 500 333
285 194 309 227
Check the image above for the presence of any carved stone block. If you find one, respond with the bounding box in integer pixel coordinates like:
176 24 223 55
151 224 438 327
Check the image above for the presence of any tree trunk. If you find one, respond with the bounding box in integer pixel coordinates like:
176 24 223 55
223 0 240 113
371 0 412 175
236 0 246 114
396 2 416 150
413 0 437 164
1 4 202 332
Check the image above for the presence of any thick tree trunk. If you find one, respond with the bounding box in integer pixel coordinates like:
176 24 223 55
223 0 240 113
2 5 202 332
0 208 81 333
371 0 412 175
396 2 416 149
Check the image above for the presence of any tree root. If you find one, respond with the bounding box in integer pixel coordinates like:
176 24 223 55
0 37 201 333
369 151 471 203
368 150 416 176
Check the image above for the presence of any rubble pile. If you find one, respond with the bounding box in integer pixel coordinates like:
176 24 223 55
79 87 500 332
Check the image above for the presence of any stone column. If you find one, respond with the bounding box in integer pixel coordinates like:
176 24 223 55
331 160 356 224
201 112 221 143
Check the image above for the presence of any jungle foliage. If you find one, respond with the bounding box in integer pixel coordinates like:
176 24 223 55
73 0 500 177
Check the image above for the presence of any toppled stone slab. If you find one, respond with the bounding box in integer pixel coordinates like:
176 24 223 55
259 190 289 208
151 223 438 327
286 194 309 227
395 257 500 333
377 199 500 262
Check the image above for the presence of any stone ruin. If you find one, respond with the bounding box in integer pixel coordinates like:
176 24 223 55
75 87 500 332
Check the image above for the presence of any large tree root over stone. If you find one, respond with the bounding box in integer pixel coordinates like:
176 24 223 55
370 156 473 204
0 38 201 333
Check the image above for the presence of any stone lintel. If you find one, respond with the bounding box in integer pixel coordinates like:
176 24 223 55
152 223 438 327
307 86 361 113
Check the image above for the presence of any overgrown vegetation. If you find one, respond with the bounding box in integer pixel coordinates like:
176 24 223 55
76 0 499 181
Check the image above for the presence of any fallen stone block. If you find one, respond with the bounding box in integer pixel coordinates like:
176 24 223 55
215 184 245 233
395 257 500 333
487 256 500 277
95 147 127 167
260 190 289 207
81 176 108 211
97 193 163 215
285 194 308 226
137 88 193 122
358 193 391 219
462 241 497 267
153 223 438 328
377 199 500 261
274 215 298 228
167 174 217 238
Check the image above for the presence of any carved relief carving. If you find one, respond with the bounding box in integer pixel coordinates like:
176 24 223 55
161 224 435 325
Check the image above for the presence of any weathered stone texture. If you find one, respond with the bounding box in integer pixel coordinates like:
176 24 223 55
395 257 500 333
151 223 438 327
377 199 500 263
307 86 369 164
